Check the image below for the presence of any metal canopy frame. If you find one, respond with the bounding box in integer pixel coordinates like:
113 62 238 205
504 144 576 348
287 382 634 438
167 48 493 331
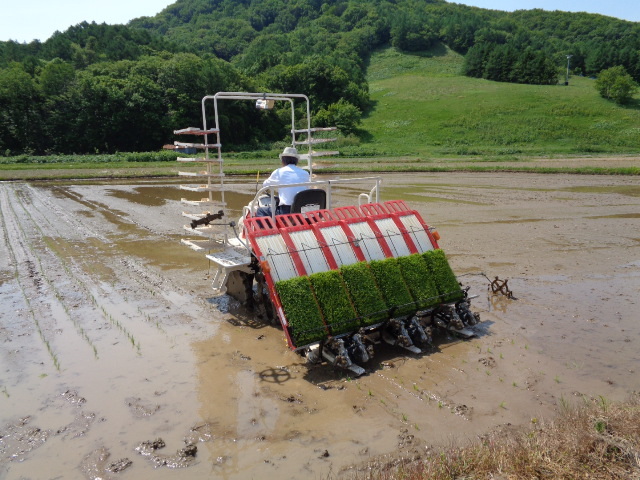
202 92 316 176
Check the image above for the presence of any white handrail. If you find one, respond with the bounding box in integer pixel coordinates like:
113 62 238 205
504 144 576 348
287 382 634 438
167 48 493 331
246 176 382 219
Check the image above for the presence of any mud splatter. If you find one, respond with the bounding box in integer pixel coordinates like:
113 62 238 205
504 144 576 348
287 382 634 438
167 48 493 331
0 417 49 464
80 447 132 480
125 397 161 418
135 438 198 468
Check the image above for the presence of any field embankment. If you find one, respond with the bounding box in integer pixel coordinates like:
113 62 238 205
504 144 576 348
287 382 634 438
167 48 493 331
0 154 638 181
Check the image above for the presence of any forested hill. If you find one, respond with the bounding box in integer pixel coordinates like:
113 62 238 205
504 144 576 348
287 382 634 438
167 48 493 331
130 0 640 81
1 0 639 155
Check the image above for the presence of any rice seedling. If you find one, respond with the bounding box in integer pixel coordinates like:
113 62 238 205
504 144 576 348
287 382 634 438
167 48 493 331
275 276 326 346
340 261 388 326
309 270 358 335
369 257 416 317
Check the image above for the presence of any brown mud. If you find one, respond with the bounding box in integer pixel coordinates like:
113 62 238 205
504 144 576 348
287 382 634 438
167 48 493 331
1 172 639 479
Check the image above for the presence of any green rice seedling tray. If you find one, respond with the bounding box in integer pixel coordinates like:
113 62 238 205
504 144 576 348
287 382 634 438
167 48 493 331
340 261 389 326
309 270 359 336
397 253 440 309
422 249 464 303
275 276 327 346
368 257 416 317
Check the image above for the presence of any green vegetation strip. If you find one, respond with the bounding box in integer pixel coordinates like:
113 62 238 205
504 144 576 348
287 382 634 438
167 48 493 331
340 261 389 326
397 253 440 309
0 151 178 165
309 270 359 336
276 250 466 346
275 276 326 347
369 257 416 317
2 159 638 181
423 249 464 303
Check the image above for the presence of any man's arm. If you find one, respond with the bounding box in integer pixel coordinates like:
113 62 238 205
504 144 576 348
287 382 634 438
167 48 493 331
262 169 281 187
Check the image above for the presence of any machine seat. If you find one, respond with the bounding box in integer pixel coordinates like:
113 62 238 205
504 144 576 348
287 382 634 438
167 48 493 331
290 189 326 214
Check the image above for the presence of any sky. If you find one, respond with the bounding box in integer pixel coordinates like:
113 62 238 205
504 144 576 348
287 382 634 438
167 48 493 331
0 0 638 44
453 0 639 22
0 0 172 43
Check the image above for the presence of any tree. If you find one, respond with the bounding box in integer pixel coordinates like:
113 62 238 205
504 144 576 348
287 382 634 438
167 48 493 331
37 58 75 96
463 42 491 78
512 48 558 85
0 63 42 154
390 12 437 52
595 65 638 104
314 99 361 134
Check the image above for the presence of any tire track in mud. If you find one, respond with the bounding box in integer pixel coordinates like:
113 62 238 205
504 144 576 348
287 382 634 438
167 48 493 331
50 185 175 241
2 184 160 370
1 183 218 479
43 184 216 328
9 184 151 355
0 185 62 372
11 192 101 358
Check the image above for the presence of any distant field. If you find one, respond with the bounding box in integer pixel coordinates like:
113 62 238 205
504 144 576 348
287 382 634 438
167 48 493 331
352 45 640 158
1 45 639 180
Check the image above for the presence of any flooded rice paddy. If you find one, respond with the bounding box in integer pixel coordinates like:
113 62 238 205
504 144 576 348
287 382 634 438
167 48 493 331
1 172 639 479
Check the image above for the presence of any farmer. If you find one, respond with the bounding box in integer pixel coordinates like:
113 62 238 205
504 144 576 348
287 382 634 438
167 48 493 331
255 146 310 217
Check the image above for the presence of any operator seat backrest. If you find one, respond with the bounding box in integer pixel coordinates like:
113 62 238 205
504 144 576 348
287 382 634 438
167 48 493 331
290 189 327 214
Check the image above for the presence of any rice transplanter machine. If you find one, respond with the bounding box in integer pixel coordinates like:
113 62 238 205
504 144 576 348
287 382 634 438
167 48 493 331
173 92 480 376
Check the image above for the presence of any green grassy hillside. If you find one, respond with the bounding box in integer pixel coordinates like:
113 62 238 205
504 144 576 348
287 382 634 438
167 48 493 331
355 46 640 158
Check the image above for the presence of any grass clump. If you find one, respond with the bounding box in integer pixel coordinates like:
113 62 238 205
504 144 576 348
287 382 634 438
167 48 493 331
340 261 389 326
309 270 358 336
423 249 464 303
369 257 416 317
363 393 640 480
275 276 326 347
397 253 440 309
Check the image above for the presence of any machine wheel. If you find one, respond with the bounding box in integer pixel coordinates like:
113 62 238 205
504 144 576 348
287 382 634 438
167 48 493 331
255 270 279 325
226 270 254 308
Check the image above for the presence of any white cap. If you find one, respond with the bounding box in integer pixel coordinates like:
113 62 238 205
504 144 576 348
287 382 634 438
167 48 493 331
279 146 299 160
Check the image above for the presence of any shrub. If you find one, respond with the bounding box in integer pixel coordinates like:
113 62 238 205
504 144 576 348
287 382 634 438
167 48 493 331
369 257 416 317
397 253 440 309
275 276 326 346
595 66 638 104
422 249 464 303
340 262 389 326
309 270 359 335
314 99 362 135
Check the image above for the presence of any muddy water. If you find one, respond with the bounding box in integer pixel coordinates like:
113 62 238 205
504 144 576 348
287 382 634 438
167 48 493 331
1 173 639 479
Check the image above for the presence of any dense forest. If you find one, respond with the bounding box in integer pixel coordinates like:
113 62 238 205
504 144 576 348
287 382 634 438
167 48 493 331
1 0 639 155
